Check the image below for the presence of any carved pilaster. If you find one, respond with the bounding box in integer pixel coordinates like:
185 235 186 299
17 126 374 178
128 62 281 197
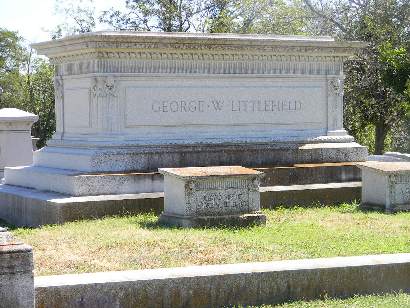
327 77 345 134
91 77 121 132
53 75 64 139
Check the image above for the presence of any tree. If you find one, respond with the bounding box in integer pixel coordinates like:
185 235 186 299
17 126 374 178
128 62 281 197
24 59 55 148
304 0 410 154
0 29 27 74
52 0 96 38
0 29 55 148
100 0 215 32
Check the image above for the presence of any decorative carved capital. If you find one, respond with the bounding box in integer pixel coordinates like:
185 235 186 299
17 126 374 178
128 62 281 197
328 78 344 97
92 77 118 98
186 181 196 191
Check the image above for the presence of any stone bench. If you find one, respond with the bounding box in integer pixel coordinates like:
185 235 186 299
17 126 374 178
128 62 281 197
159 166 266 227
358 161 410 212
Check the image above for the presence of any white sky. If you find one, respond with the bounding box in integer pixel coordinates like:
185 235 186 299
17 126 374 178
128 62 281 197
0 0 123 44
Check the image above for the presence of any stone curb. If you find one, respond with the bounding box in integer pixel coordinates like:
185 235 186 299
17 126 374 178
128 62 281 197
35 253 410 308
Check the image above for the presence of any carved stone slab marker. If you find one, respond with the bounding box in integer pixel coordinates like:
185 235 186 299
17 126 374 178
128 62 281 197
358 161 410 212
159 166 266 227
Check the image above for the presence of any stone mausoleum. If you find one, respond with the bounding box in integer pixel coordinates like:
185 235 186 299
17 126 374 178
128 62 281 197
0 32 367 226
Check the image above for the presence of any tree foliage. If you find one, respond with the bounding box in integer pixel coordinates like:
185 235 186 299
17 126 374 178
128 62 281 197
0 29 55 148
304 0 410 154
0 28 27 73
100 0 215 32
52 0 96 38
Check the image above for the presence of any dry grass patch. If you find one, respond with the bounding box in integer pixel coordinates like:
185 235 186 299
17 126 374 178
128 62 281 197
7 203 410 276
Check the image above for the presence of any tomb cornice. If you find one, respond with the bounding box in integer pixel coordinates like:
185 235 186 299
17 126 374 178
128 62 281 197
32 31 365 63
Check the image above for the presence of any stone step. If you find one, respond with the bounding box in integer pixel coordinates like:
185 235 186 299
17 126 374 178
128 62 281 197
260 182 361 208
256 162 361 186
4 163 361 197
0 182 361 227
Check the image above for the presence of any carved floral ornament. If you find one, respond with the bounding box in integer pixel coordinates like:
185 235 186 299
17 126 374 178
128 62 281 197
328 78 344 97
91 77 118 98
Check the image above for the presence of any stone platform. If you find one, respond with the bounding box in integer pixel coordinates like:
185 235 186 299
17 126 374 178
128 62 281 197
5 166 163 196
30 141 367 173
0 162 362 227
4 161 362 197
0 185 163 227
0 181 360 227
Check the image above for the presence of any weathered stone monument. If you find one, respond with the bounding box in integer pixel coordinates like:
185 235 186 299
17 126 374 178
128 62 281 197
0 108 38 178
0 227 34 308
159 166 265 227
359 161 410 212
0 32 367 226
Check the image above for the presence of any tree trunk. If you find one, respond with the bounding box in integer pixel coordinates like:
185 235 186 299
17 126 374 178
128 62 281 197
374 122 388 155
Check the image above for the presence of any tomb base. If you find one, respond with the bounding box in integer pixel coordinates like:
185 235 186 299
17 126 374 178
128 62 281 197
3 142 367 197
4 160 362 197
159 212 266 228
30 141 367 173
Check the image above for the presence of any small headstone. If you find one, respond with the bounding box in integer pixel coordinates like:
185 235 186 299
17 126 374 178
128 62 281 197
358 161 410 212
159 166 266 227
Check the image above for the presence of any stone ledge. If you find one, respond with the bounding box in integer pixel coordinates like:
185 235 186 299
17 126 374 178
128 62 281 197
31 142 368 173
5 162 361 197
260 182 361 208
0 185 163 227
34 253 410 308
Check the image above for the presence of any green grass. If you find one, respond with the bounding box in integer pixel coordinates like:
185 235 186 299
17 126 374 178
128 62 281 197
7 202 410 276
265 292 410 307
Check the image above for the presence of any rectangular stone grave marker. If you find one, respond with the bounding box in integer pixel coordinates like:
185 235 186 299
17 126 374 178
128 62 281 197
0 227 34 308
358 161 410 212
159 166 266 227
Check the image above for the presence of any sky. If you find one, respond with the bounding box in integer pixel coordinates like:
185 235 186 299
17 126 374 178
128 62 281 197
0 0 123 44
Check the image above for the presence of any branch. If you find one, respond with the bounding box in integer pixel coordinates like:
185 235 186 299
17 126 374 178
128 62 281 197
303 0 348 33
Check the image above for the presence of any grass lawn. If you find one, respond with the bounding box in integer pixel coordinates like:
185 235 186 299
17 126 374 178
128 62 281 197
7 203 410 276
267 292 410 307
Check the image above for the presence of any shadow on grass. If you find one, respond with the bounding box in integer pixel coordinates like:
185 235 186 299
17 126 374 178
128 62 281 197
139 219 261 231
265 200 363 213
0 219 19 231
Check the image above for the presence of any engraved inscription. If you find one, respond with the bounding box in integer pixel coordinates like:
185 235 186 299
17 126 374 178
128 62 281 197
390 176 410 204
151 99 302 114
193 189 249 216
125 81 326 127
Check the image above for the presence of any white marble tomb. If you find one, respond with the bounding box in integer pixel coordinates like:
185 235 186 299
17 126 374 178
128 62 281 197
4 32 368 196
